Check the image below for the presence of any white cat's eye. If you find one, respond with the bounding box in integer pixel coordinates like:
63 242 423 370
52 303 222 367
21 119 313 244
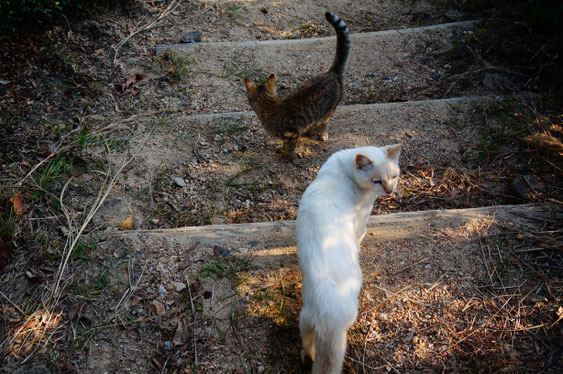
392 175 398 179
372 179 381 184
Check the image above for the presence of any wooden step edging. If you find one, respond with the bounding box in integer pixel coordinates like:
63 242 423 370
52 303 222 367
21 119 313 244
115 204 543 246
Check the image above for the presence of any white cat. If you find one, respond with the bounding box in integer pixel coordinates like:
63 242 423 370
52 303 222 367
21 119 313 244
296 144 402 374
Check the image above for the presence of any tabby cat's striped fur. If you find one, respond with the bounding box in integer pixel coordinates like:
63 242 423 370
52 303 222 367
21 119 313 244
244 12 350 163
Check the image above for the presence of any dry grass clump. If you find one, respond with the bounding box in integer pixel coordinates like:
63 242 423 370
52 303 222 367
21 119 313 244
377 166 498 214
524 119 563 156
8 309 63 359
349 213 562 373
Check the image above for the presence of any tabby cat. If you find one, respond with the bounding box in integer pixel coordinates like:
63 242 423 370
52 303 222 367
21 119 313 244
244 12 350 163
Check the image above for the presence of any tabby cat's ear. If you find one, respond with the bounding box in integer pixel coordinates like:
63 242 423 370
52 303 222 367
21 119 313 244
244 78 256 95
355 154 372 170
265 74 276 94
386 144 402 161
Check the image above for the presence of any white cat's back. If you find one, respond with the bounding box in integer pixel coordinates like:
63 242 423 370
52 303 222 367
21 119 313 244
296 150 364 333
297 144 402 374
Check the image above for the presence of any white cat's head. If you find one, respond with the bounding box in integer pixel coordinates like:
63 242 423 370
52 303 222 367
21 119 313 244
352 144 402 195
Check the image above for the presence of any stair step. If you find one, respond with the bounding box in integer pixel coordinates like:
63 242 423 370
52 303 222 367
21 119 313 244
123 95 494 226
117 204 541 248
153 21 480 114
156 21 476 53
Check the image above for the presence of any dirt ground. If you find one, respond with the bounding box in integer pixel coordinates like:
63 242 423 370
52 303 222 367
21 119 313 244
1 0 562 373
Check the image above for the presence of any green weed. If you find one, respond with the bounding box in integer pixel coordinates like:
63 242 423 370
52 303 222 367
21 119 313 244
200 259 225 278
0 207 17 241
215 322 225 343
221 54 267 82
225 168 263 193
164 51 195 81
470 100 530 161
199 254 253 289
73 267 111 300
216 120 249 136
226 4 241 18
33 154 73 195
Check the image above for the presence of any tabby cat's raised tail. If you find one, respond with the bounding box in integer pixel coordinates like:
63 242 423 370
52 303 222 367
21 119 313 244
325 12 350 77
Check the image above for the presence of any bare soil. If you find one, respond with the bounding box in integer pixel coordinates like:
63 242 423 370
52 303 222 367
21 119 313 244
1 1 561 373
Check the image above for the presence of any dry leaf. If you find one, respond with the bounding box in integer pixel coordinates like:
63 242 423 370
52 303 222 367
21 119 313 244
118 215 134 230
130 295 142 306
114 73 147 96
185 243 198 255
173 318 188 346
150 300 165 315
121 75 137 91
10 194 24 217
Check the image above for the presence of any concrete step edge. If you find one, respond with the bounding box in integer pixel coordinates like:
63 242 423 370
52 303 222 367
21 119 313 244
156 20 477 54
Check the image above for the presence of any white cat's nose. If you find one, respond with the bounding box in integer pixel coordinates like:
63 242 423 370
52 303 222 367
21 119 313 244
383 186 393 194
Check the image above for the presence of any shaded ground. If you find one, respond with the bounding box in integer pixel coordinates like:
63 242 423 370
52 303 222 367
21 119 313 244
0 0 562 373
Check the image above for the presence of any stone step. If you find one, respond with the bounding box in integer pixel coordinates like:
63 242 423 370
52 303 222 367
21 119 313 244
153 21 481 114
103 203 544 372
120 95 495 227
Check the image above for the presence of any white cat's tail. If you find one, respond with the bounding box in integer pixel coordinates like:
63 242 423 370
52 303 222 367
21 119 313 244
312 326 348 374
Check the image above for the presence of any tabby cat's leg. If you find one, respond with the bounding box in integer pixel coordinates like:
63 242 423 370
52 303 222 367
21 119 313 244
318 121 330 142
277 135 300 163
317 112 335 142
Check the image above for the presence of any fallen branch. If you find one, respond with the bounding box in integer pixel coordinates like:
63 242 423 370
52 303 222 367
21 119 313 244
112 0 182 63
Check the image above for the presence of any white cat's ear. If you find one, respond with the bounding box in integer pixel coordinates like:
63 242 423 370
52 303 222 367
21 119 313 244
244 78 256 95
355 154 372 170
386 144 402 161
266 74 276 94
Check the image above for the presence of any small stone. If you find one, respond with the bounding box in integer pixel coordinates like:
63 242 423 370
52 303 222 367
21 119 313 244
27 365 49 374
482 73 497 90
257 365 265 374
175 282 187 292
378 313 389 321
510 175 540 201
150 300 165 315
424 264 432 270
59 226 69 236
158 284 168 296
213 134 222 142
180 31 203 43
174 177 187 187
164 340 172 351
151 218 159 225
